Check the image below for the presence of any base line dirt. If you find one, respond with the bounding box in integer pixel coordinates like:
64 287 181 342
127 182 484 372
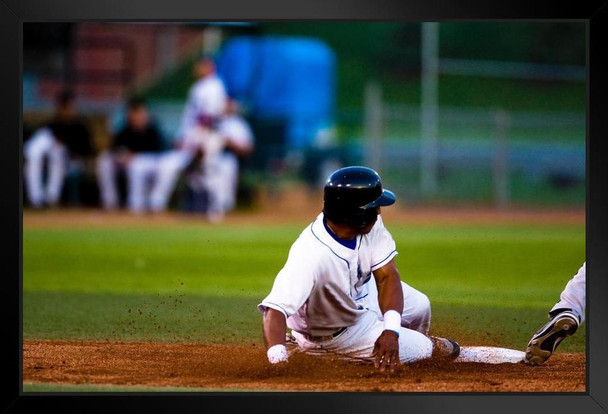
23 340 585 392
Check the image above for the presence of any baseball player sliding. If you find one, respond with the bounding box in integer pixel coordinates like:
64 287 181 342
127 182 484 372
258 166 460 372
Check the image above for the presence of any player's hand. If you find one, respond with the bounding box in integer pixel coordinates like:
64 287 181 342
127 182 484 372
372 330 400 372
267 344 289 365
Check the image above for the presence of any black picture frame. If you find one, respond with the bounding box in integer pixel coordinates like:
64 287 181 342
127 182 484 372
3 0 607 413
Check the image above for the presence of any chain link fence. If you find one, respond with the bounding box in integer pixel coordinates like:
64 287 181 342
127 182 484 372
336 99 585 207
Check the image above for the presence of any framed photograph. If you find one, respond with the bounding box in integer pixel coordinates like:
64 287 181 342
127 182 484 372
3 0 607 413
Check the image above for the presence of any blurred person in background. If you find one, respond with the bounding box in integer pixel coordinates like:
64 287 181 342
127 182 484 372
24 90 93 209
149 55 228 213
96 96 165 213
187 97 254 223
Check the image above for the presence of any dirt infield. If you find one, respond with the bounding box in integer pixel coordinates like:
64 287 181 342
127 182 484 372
22 204 585 229
23 341 585 392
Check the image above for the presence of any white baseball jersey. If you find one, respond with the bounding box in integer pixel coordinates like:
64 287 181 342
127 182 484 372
258 213 398 337
551 262 586 323
177 74 227 139
217 115 254 152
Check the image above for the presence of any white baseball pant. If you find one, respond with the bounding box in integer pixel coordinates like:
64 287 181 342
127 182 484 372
149 149 194 212
24 128 67 207
291 310 433 364
364 278 432 335
96 151 120 210
194 154 239 215
550 262 586 323
97 151 161 213
291 280 433 363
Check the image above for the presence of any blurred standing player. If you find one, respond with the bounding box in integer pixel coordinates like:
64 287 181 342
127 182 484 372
258 166 460 372
96 97 164 213
525 262 586 365
24 90 92 208
187 98 254 222
149 55 228 213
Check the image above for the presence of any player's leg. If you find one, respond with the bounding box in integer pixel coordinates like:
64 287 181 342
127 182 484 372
219 155 239 212
64 158 86 205
96 150 119 210
399 281 431 334
149 150 192 212
365 278 431 335
337 310 434 363
125 153 158 213
525 263 585 365
525 309 580 365
24 128 54 207
202 156 230 222
291 311 434 364
45 141 68 207
549 262 586 323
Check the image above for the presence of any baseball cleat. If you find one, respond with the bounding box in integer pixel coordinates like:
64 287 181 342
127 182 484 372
430 336 461 359
285 331 299 351
524 310 579 366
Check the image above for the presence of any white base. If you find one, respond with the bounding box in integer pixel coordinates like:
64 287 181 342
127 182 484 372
454 346 526 364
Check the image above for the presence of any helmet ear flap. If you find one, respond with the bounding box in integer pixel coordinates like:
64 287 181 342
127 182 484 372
351 207 379 228
323 206 379 228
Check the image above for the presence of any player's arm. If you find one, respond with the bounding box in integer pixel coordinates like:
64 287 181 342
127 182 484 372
260 309 289 365
371 258 403 372
176 89 198 143
262 308 287 345
223 135 253 158
374 259 403 315
258 243 315 365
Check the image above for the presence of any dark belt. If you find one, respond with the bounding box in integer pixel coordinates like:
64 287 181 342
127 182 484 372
302 326 348 342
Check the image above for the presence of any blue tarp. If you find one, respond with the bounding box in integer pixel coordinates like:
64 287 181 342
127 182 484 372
216 35 336 150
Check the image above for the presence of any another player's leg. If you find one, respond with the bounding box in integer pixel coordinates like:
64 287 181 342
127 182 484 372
525 310 580 366
45 142 67 207
549 263 586 325
149 150 192 212
96 150 119 210
24 128 54 208
525 263 585 366
201 158 228 223
126 154 158 213
219 156 239 212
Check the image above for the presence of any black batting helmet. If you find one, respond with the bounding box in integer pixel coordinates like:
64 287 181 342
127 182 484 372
323 166 396 228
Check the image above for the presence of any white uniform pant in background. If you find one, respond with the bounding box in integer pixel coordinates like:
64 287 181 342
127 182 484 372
197 153 239 215
550 262 586 323
24 128 67 207
96 151 160 213
96 151 119 210
292 310 433 364
149 149 194 212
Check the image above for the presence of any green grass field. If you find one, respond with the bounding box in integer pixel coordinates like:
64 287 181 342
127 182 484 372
23 220 585 355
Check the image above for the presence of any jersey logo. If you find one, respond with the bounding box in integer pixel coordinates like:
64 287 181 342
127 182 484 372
355 263 372 289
